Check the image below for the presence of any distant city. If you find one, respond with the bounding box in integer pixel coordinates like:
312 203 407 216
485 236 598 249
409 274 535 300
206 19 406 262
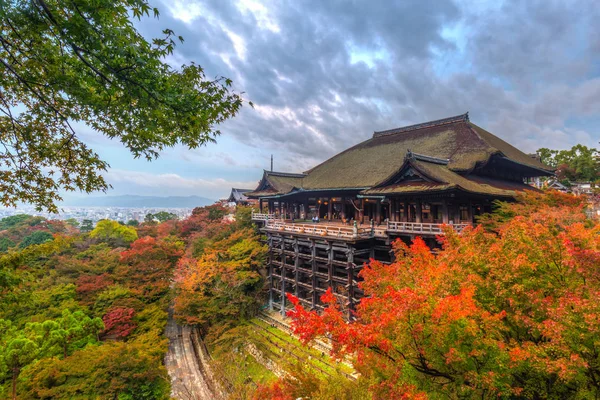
0 205 194 226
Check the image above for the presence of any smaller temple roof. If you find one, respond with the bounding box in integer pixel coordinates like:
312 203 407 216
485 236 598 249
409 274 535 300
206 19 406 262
245 170 306 198
227 188 252 203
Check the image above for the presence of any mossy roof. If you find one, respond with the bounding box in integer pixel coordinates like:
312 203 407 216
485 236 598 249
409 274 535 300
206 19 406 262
245 171 305 197
362 159 536 197
247 114 553 198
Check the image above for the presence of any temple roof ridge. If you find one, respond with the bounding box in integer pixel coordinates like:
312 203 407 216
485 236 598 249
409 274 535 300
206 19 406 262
373 112 469 138
263 170 307 178
404 150 450 165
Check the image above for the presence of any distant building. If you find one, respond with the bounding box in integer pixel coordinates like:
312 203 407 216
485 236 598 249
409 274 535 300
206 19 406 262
226 188 255 206
550 180 568 192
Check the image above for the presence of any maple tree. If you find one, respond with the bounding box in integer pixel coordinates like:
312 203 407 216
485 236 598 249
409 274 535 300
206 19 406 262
284 191 600 399
174 228 267 331
102 307 136 338
118 236 184 302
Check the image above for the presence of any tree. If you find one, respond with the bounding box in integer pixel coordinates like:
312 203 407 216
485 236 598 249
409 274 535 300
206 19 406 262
2 336 38 400
174 228 267 329
89 220 138 245
18 230 53 248
0 0 245 212
149 211 178 223
20 340 171 399
80 219 94 233
126 219 139 227
27 310 103 359
102 307 136 339
0 237 15 252
64 218 79 228
118 236 184 302
287 191 600 399
537 145 600 182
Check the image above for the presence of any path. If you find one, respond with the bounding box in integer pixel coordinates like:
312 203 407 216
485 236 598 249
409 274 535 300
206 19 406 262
164 309 224 400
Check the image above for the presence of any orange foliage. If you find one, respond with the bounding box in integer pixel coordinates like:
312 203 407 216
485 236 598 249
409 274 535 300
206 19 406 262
287 191 600 398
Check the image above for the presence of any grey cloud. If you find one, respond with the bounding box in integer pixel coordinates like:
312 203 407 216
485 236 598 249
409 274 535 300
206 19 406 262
143 0 599 173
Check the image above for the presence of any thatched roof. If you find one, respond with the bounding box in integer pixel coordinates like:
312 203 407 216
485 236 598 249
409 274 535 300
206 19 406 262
247 114 553 199
245 170 305 197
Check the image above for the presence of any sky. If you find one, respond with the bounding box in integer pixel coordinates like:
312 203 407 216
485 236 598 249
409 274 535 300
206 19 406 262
69 0 600 201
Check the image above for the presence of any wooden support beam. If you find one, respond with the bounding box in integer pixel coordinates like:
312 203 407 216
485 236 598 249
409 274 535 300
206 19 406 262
359 199 364 224
347 247 355 320
311 240 317 309
467 200 473 223
280 236 286 315
416 199 422 223
327 199 333 221
442 199 449 224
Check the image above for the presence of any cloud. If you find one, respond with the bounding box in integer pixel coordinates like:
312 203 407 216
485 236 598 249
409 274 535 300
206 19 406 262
138 0 599 173
103 169 258 198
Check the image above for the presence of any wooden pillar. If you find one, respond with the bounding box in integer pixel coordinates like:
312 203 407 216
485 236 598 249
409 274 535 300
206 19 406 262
341 197 346 220
327 199 333 220
294 238 299 297
268 235 273 311
375 200 381 224
310 240 317 309
347 247 355 319
303 199 309 219
415 199 422 223
280 238 286 315
442 199 449 224
403 202 409 222
359 199 364 224
467 200 473 223
455 203 461 223
327 242 333 285
259 199 263 213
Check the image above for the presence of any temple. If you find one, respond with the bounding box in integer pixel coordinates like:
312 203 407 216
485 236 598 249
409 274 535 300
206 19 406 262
246 113 553 316
225 188 254 206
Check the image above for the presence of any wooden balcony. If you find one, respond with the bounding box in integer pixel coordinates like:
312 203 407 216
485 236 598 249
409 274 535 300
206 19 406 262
263 220 380 240
251 212 277 221
386 221 471 235
261 218 471 239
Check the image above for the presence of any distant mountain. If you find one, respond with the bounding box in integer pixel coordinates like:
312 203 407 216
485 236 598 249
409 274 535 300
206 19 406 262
64 195 215 208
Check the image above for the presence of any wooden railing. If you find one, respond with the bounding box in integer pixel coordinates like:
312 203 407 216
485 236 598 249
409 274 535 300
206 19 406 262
261 219 471 238
264 220 377 239
251 212 277 221
386 221 471 235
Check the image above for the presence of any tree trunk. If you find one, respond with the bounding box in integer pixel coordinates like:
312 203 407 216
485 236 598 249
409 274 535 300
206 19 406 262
12 368 18 400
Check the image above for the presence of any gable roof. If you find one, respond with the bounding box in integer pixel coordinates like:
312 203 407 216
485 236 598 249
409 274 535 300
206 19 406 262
226 188 252 202
245 170 306 197
362 157 536 197
247 114 553 198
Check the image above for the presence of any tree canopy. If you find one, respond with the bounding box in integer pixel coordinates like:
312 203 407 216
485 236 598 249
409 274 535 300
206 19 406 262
537 145 600 183
283 191 600 399
0 0 245 212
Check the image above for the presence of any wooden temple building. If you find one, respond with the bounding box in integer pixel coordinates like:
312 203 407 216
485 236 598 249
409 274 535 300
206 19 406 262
245 113 553 316
225 188 254 206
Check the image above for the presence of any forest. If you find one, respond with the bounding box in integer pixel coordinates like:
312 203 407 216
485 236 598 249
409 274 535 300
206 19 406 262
0 205 268 399
2 191 599 400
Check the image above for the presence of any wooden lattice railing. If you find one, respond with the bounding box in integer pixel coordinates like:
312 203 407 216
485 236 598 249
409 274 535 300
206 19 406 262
386 221 471 235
